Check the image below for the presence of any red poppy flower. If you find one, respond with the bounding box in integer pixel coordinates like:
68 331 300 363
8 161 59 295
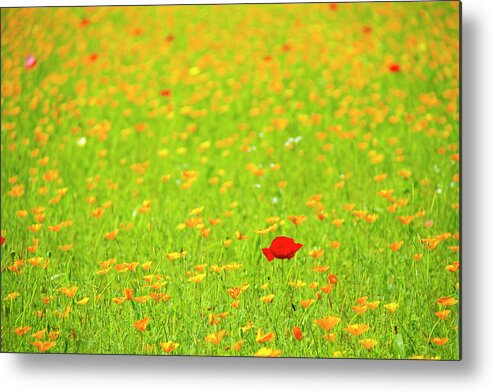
166 34 175 43
1 236 5 246
160 89 172 97
262 236 302 262
80 18 90 28
388 63 400 73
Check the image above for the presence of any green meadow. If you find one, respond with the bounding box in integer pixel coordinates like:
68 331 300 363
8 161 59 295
1 2 460 359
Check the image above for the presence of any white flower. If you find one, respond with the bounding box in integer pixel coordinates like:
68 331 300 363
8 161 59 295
77 137 87 147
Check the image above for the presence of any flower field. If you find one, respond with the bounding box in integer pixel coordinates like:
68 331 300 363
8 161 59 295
0 2 460 359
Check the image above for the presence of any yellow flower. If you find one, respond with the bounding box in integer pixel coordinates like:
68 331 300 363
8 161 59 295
76 297 89 305
160 341 179 353
205 329 226 345
254 347 282 357
384 302 399 313
188 273 206 283
260 294 275 304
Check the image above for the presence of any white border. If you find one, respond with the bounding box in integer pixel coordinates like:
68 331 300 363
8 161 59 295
1 1 493 391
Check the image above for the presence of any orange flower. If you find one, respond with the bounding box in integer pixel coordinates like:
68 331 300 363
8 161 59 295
231 300 240 309
329 241 340 249
123 288 134 301
314 316 341 331
312 265 330 273
435 310 451 320
59 286 78 298
422 237 441 250
431 337 448 346
260 294 275 304
48 331 60 340
205 329 226 345
332 218 345 228
308 249 324 258
344 324 369 336
287 215 307 225
231 339 243 352
436 296 458 307
398 216 415 225
227 287 242 299
356 296 368 305
160 341 179 353
104 229 119 240
32 328 47 340
323 333 336 343
359 339 377 350
352 305 368 314
327 274 338 285
235 231 248 240
8 184 25 197
300 299 315 309
14 326 31 336
389 241 404 251
31 341 56 352
188 273 206 283
367 301 381 310
149 293 171 303
377 189 394 199
413 254 423 261
4 291 21 301
91 208 104 218
16 210 28 218
292 326 303 341
254 347 282 357
320 285 334 294
445 261 459 272
256 328 275 343
28 224 42 233
343 203 356 211
374 173 388 182
133 317 150 332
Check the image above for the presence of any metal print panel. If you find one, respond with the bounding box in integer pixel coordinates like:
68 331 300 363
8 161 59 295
0 1 461 359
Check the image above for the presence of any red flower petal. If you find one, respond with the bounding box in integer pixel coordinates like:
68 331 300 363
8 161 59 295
262 248 274 262
389 63 400 73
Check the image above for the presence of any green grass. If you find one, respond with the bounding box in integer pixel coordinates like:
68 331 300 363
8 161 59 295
1 2 460 359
